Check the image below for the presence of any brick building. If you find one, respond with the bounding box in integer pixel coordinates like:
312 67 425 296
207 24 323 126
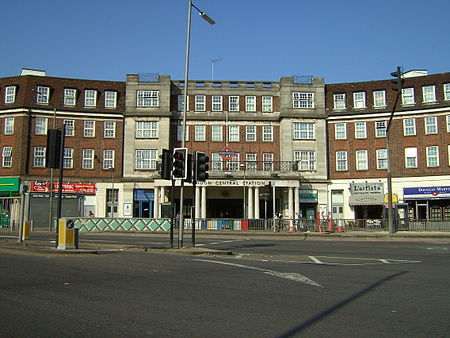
326 70 450 221
0 69 125 226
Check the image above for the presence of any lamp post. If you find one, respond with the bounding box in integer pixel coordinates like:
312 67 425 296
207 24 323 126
179 0 215 248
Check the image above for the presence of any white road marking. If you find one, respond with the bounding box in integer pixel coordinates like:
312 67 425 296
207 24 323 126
195 259 322 287
379 259 391 264
197 239 248 247
308 256 323 264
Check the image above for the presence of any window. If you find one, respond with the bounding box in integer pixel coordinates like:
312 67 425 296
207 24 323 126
135 149 157 170
194 125 206 141
36 86 50 104
334 123 347 140
246 153 257 171
195 95 206 111
83 120 95 137
35 117 48 135
103 150 115 169
63 148 74 169
212 96 223 111
425 116 437 134
137 90 159 107
178 95 186 111
405 147 418 168
82 149 94 169
211 125 223 142
336 151 347 171
177 125 189 141
293 92 314 108
353 92 366 109
4 117 14 135
356 150 368 170
64 89 76 106
333 94 346 110
447 115 450 133
136 121 158 138
105 91 117 108
375 121 387 138
64 120 75 136
84 89 97 107
422 85 436 103
246 126 256 142
33 147 46 167
245 96 256 112
211 152 223 171
373 90 386 108
101 121 114 138
229 96 239 111
5 86 16 103
228 125 240 142
401 88 415 105
294 150 316 171
403 118 416 136
228 153 240 171
426 146 439 167
262 96 273 112
2 146 12 167
293 122 315 140
355 122 367 139
263 153 273 171
376 149 388 169
262 126 273 142
444 84 450 101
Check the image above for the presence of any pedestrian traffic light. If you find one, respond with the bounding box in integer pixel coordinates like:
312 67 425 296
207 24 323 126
391 66 403 91
194 151 209 182
172 148 188 179
46 129 62 168
159 149 172 180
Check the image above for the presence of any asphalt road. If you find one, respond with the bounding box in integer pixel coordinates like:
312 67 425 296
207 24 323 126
1 234 449 337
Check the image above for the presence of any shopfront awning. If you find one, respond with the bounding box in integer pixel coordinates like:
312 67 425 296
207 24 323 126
349 195 384 206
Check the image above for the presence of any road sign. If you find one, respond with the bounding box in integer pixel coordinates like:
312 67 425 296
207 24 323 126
218 146 236 160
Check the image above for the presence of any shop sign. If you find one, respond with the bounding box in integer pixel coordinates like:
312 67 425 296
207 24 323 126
0 178 20 192
403 186 450 199
30 181 96 194
350 182 384 195
349 194 384 206
299 190 318 203
383 193 399 204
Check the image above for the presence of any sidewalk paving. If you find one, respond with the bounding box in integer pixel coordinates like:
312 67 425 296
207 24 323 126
1 230 449 255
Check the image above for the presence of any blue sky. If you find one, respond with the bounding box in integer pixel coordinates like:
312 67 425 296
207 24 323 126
1 0 449 83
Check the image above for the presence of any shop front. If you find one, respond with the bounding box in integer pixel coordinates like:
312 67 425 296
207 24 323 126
403 186 450 220
349 182 384 219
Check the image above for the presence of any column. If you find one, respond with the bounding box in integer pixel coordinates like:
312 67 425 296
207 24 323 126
195 186 201 220
294 187 300 219
154 186 159 218
248 187 254 219
201 186 207 219
288 187 294 220
254 186 260 219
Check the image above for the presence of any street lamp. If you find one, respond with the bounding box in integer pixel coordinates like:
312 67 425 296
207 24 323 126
179 0 215 248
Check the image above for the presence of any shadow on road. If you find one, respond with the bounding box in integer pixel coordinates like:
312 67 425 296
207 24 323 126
276 270 409 338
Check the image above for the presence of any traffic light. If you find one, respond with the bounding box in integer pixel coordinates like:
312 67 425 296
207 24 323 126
391 66 403 91
172 148 188 179
46 129 62 168
158 149 172 180
194 151 209 182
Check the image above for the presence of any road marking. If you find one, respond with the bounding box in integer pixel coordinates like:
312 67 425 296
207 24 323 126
379 259 391 264
195 259 322 287
308 256 323 264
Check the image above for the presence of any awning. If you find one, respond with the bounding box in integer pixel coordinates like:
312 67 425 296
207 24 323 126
349 194 384 206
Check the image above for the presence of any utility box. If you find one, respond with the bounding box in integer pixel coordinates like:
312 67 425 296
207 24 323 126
57 218 76 250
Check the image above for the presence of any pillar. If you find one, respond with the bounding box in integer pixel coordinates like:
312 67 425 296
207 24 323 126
154 186 160 218
201 186 207 219
254 186 260 219
288 187 294 220
248 187 254 219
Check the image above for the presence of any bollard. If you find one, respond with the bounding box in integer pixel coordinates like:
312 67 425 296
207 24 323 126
57 218 76 250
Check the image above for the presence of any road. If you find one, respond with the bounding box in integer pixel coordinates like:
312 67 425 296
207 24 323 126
1 234 449 337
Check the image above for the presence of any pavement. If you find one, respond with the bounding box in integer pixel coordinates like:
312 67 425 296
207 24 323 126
1 230 449 255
